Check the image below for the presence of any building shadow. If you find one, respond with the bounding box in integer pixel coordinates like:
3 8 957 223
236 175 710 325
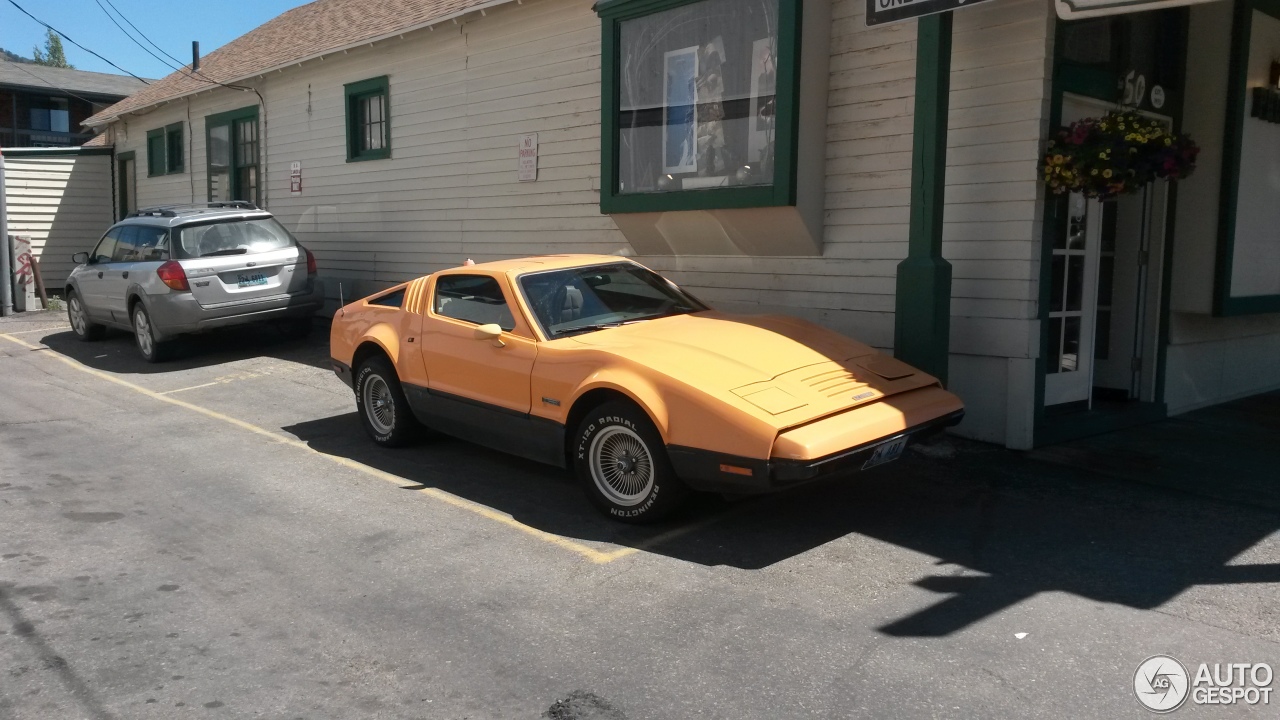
282 404 1280 638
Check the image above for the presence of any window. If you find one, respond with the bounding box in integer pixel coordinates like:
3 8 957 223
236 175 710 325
597 0 801 214
91 228 121 264
369 288 407 308
345 76 391 162
174 218 296 259
518 263 705 338
111 225 169 263
433 275 516 331
29 97 69 133
146 123 184 177
206 106 259 204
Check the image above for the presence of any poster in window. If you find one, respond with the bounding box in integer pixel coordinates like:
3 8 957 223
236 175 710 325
748 37 777 170
663 46 699 174
695 37 729 179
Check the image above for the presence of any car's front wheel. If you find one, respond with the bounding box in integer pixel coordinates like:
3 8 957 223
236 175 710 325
66 291 105 341
573 401 688 523
131 304 171 363
354 356 420 447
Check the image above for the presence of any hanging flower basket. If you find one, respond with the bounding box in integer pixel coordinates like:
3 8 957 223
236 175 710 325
1043 110 1200 200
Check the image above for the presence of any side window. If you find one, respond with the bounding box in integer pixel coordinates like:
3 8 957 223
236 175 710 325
112 226 139 263
369 288 406 308
433 275 516 331
92 228 121 264
133 226 169 261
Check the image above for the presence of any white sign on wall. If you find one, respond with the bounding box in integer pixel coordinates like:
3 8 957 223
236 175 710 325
518 133 538 182
290 161 302 195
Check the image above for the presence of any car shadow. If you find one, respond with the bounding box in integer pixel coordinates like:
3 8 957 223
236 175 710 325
32 322 330 375
282 410 1280 638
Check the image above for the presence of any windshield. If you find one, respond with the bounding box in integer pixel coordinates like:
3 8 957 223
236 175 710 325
174 217 297 259
518 263 707 338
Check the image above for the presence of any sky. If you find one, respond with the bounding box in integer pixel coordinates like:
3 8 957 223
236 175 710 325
0 0 311 80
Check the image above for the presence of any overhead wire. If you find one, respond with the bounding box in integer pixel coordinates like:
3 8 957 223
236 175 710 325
5 0 149 84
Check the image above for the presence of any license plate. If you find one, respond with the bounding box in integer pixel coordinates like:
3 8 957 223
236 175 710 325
862 436 908 470
236 273 267 288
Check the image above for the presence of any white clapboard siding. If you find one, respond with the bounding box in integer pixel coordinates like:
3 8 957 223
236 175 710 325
108 0 1051 367
2 153 114 288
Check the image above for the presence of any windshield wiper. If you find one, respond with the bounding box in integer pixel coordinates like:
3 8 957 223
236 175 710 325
552 320 646 338
200 248 249 257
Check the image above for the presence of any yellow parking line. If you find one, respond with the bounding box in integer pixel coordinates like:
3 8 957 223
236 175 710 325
0 325 69 336
0 332 635 565
158 381 222 395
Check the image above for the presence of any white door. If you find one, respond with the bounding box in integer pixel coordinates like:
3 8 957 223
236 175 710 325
1045 191 1102 406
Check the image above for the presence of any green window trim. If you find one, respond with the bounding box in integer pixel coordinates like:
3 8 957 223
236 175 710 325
595 0 803 215
146 122 185 177
204 105 261 206
345 76 391 162
1213 0 1280 316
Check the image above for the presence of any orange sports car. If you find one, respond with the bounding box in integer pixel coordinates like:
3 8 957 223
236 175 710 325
329 255 963 522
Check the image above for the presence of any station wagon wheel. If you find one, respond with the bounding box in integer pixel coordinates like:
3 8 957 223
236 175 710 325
354 355 420 447
131 304 171 363
66 291 105 341
573 401 688 524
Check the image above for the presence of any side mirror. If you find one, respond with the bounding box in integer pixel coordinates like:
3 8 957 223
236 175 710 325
474 323 505 347
72 252 90 265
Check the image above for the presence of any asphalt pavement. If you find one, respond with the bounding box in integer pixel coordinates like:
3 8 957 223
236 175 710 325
1 310 1278 719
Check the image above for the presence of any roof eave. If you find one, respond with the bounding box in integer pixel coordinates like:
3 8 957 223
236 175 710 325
84 0 520 129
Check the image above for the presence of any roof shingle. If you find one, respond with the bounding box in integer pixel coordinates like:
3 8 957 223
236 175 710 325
0 59 149 99
84 0 515 127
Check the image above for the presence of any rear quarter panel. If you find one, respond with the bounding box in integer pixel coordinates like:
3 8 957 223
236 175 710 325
330 282 426 386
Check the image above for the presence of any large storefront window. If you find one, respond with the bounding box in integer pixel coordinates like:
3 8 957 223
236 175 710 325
597 0 801 214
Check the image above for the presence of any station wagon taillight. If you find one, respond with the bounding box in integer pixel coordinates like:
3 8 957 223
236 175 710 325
156 261 190 291
302 246 317 276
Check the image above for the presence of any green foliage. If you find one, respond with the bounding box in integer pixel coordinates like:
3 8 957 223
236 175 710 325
32 29 73 69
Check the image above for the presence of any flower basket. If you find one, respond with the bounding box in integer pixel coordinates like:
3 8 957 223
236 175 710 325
1043 110 1200 200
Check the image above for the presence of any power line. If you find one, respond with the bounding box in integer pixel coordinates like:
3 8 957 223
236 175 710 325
99 0 186 69
91 0 185 76
5 0 149 83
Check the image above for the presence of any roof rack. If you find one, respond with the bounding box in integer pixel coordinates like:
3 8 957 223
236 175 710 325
127 201 261 219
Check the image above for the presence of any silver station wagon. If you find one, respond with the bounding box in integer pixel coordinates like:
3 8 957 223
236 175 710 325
65 202 325 362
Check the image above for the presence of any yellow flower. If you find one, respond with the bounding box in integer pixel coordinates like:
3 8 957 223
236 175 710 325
1103 169 1113 178
1053 154 1064 164
1091 169 1098 175
1165 137 1172 146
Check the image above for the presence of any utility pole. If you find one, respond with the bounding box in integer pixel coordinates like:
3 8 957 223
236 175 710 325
0 149 13 317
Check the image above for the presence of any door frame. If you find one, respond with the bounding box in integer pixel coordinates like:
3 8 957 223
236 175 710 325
115 150 135 221
1033 9 1188 445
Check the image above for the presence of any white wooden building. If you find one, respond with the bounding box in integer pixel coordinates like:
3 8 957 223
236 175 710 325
78 0 1280 448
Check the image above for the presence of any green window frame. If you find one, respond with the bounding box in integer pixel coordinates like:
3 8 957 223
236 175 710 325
205 105 260 206
595 0 803 215
1214 0 1280 315
146 122 184 177
345 76 391 162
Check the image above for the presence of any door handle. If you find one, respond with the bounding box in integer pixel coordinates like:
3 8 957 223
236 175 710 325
122 271 129 279
97 271 103 279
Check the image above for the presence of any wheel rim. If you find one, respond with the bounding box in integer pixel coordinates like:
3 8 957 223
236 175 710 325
363 374 395 435
133 309 153 356
589 425 655 507
69 297 86 336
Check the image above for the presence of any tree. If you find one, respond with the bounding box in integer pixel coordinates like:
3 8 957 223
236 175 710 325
32 29 73 69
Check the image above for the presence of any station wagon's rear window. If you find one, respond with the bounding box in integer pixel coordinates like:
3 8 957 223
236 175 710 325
174 217 296 259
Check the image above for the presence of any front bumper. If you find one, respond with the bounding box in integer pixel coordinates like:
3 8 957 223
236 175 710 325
667 408 964 494
146 280 325 338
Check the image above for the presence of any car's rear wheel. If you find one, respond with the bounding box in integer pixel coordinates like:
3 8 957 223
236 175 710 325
66 291 105 341
355 356 419 447
131 304 171 363
573 401 688 523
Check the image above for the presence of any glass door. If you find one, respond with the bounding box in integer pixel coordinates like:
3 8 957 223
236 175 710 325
1045 191 1102 407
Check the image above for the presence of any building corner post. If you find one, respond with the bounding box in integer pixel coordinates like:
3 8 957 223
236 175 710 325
895 11 954 386
0 150 13 317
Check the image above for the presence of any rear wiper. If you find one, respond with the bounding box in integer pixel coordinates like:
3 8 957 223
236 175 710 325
201 248 248 257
